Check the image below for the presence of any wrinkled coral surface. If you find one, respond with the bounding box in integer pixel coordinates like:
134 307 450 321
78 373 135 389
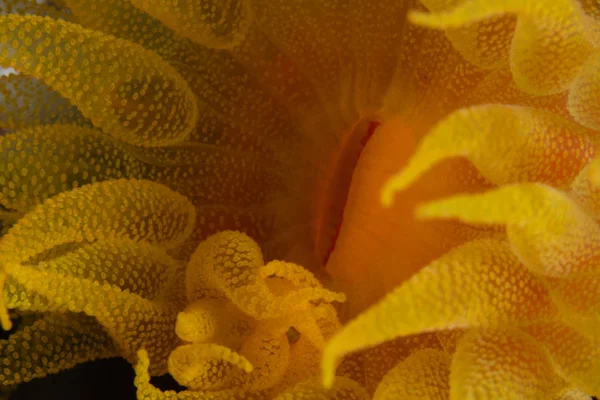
1 0 600 399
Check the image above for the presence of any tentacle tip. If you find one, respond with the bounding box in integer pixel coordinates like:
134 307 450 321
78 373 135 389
321 364 335 389
242 360 254 374
138 348 148 356
381 166 424 207
136 349 150 367
336 293 347 303
589 160 600 187
380 183 400 208
407 10 437 27
415 202 443 220
0 312 12 331
320 346 340 389
0 274 11 331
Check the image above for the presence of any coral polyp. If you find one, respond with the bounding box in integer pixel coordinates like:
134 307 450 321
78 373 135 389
1 0 600 399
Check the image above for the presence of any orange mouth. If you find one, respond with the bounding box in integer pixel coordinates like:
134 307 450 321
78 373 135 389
324 116 496 318
314 118 381 266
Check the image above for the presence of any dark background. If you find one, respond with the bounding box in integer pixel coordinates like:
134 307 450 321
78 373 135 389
7 358 600 400
9 358 186 400
10 359 136 400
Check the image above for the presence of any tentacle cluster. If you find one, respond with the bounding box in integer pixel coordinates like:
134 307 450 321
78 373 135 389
135 231 351 399
137 231 358 399
1 0 600 399
323 1 600 398
0 179 195 383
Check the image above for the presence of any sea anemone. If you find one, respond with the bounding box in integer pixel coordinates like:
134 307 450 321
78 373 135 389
0 0 599 399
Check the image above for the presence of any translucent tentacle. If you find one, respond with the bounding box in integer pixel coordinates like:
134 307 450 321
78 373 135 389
568 51 600 130
273 376 369 400
61 0 200 65
185 230 264 303
545 275 600 337
381 105 596 206
362 333 442 395
525 322 600 395
0 0 73 20
260 260 326 289
129 0 253 49
33 239 181 298
409 0 595 95
570 156 600 219
0 74 89 130
0 125 141 211
61 0 297 162
5 262 179 374
373 348 450 400
0 179 194 370
0 125 277 216
175 299 254 349
553 388 594 400
0 273 11 330
417 183 600 277
167 343 253 391
186 231 344 320
420 0 516 70
247 0 351 122
0 313 115 386
0 179 196 264
321 238 556 387
463 69 570 117
450 328 568 399
135 349 268 400
162 330 291 394
276 303 345 391
234 330 290 391
590 157 600 187
435 329 465 355
0 14 197 146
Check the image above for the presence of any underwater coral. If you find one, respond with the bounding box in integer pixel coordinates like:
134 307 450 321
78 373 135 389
1 0 600 399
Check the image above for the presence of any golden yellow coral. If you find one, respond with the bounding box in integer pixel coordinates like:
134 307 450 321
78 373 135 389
321 237 558 386
451 328 567 398
0 14 198 146
381 105 597 203
129 0 254 49
525 322 600 395
2 0 600 399
409 0 596 95
0 313 115 386
323 1 600 397
417 184 600 277
273 376 368 400
125 230 347 399
0 179 195 376
0 74 89 130
568 52 600 130
144 231 345 397
373 348 450 400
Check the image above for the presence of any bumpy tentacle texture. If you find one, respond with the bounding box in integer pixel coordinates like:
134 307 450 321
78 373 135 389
135 231 348 399
128 0 254 49
0 74 91 130
0 14 198 146
0 179 197 379
410 0 597 95
2 0 600 399
0 313 116 386
372 348 450 400
323 1 600 398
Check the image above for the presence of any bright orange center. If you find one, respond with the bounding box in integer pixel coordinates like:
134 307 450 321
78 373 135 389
325 117 493 318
